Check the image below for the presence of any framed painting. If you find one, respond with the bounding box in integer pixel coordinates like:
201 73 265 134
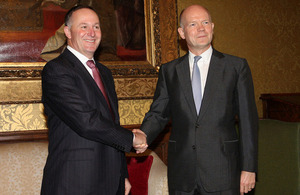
0 0 162 78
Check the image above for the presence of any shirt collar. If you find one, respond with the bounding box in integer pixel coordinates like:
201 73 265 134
188 46 213 62
67 46 95 65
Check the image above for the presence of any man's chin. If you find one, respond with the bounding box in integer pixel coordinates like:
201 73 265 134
85 47 98 53
84 43 100 50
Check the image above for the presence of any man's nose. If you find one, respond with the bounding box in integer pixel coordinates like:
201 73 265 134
87 28 95 36
197 24 204 31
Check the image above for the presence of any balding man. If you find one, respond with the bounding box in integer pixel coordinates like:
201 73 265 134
140 5 258 195
41 5 147 195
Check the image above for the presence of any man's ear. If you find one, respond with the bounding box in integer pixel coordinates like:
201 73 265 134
178 27 185 39
64 26 71 39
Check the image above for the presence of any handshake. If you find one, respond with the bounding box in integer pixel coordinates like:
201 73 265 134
132 129 148 154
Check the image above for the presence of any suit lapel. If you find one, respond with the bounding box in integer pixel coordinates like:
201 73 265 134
63 50 115 118
176 54 198 117
95 62 119 120
63 50 96 88
198 49 225 121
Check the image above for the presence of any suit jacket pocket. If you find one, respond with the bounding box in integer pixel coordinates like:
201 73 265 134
223 139 239 155
64 148 95 161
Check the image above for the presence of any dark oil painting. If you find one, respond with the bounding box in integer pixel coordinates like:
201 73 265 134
0 0 146 62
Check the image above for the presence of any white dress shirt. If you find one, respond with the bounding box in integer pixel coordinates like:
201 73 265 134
188 46 213 96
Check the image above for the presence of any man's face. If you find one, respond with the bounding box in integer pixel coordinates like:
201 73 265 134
178 5 214 55
64 8 101 59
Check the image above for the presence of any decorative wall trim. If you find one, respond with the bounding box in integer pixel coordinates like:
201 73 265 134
0 130 48 142
159 0 179 64
0 125 140 143
0 69 42 80
107 64 158 77
0 64 159 80
0 63 44 80
0 99 153 133
152 0 161 70
0 100 42 105
0 77 158 105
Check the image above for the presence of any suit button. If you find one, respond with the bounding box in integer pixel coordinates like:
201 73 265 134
195 123 199 128
192 145 196 150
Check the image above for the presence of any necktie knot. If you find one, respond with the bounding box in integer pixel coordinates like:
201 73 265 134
86 60 96 69
194 56 201 64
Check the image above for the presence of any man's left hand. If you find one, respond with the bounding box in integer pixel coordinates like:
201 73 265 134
240 171 255 194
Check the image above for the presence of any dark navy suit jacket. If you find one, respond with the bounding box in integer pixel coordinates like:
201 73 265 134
41 49 133 195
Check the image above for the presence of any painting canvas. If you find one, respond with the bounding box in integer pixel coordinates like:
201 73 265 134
0 0 146 62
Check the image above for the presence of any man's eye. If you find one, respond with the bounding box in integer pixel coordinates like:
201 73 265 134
81 26 87 29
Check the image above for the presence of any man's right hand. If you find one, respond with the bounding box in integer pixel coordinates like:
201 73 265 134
132 129 148 153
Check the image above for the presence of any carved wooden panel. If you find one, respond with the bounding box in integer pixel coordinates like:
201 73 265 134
159 0 179 64
260 93 300 122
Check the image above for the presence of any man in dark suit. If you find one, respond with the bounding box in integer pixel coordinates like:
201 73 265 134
41 5 147 195
140 5 258 195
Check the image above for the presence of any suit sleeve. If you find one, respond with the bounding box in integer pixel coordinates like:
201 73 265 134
236 59 258 172
140 65 171 144
42 60 133 152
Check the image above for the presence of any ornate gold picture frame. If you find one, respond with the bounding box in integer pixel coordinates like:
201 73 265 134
0 0 178 141
0 0 161 80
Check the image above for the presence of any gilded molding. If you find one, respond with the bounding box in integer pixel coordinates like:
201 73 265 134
108 64 158 77
152 0 161 69
119 99 153 125
0 100 153 132
0 80 42 103
0 77 157 105
159 0 179 64
0 63 44 80
115 77 157 99
0 69 42 80
0 64 158 80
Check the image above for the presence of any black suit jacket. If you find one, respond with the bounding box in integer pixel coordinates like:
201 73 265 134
141 49 258 192
41 49 133 195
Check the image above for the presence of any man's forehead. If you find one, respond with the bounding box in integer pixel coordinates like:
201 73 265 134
72 8 99 19
182 6 211 20
71 13 100 24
